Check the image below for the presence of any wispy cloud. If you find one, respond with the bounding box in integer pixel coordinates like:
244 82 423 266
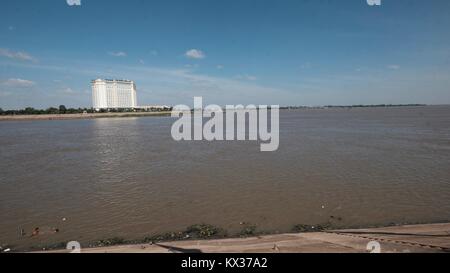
2 78 36 88
387 64 400 70
185 49 205 59
235 74 257 81
0 48 36 62
216 65 224 70
0 60 287 104
108 51 127 57
66 0 82 6
184 64 199 69
61 87 76 94
300 62 312 70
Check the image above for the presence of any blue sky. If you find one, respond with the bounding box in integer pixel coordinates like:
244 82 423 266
1 0 450 109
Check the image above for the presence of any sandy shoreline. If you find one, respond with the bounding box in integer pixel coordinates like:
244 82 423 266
0 112 172 122
26 223 450 253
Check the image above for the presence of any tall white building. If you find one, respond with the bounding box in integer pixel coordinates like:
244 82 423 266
91 79 137 110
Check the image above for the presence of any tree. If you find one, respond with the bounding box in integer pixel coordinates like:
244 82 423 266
0 108 3 115
59 105 67 114
24 107 36 115
46 107 59 114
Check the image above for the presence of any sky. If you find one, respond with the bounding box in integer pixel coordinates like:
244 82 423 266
0 0 450 109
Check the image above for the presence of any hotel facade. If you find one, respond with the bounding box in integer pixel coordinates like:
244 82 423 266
91 79 137 110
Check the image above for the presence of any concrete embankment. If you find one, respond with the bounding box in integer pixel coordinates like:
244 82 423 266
40 223 450 253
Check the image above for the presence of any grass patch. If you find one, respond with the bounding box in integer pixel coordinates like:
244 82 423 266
142 224 226 243
239 224 258 237
185 224 224 239
91 237 126 247
292 222 333 233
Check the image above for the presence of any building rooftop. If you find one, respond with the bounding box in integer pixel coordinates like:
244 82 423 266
91 79 134 83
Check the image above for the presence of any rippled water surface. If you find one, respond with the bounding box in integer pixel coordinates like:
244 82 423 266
1 106 450 250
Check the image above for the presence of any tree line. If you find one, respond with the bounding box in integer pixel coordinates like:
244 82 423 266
0 105 173 115
0 105 95 116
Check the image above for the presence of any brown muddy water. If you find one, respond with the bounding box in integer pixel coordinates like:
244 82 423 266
1 106 450 250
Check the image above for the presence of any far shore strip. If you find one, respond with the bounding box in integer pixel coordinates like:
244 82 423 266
0 112 172 121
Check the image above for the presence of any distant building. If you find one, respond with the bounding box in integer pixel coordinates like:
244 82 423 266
91 79 137 110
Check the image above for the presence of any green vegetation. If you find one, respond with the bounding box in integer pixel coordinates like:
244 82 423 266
59 105 67 114
185 224 224 239
1 104 425 115
25 222 317 251
239 224 258 237
0 105 95 116
324 104 426 108
280 104 427 110
0 105 174 116
142 224 226 243
292 222 333 233
92 237 126 247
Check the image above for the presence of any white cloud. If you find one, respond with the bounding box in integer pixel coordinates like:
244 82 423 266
387 64 400 70
185 49 205 59
2 78 36 88
66 0 81 6
216 65 224 70
108 51 127 57
0 48 36 62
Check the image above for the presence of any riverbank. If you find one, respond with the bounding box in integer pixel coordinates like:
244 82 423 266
33 223 450 253
0 112 172 121
0 105 434 122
